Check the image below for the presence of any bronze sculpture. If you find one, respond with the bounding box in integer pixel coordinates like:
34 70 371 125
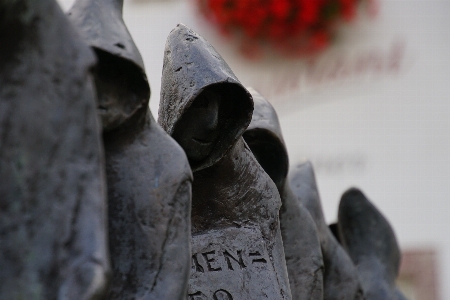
0 1 412 297
290 162 364 300
337 188 408 300
69 1 193 299
243 88 324 300
159 24 292 299
0 0 109 298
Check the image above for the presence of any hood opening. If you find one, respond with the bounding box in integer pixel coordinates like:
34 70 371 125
93 48 150 131
172 82 253 171
243 128 289 192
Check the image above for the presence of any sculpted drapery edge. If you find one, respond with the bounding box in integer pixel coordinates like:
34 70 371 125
0 0 109 299
159 24 292 300
243 88 324 300
69 2 193 299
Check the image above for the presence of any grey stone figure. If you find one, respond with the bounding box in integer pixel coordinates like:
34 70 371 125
0 0 109 299
337 188 408 300
69 2 193 299
159 24 292 300
290 162 364 300
243 88 324 300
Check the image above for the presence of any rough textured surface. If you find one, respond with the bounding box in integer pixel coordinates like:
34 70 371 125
159 24 292 300
0 1 109 299
188 139 291 300
67 0 145 73
68 0 149 132
243 88 324 300
290 162 364 300
103 114 192 300
69 2 193 299
190 227 284 299
338 188 408 300
158 24 253 172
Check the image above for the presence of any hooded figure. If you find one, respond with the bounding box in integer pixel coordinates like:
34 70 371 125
159 24 292 300
290 162 364 300
69 2 192 299
0 1 108 299
337 188 408 300
243 88 324 300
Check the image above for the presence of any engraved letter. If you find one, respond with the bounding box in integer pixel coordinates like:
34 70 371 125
249 251 267 264
192 253 205 273
213 289 233 300
202 250 222 272
188 291 207 300
223 250 246 270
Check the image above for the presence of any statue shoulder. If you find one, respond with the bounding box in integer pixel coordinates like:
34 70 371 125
148 120 193 182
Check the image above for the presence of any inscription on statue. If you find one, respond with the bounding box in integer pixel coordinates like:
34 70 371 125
191 249 267 274
188 227 283 299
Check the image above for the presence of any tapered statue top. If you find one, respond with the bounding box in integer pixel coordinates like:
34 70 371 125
69 0 150 132
69 4 193 300
159 23 253 172
290 162 364 300
243 89 324 300
160 24 292 300
338 188 408 300
243 88 289 190
68 0 144 71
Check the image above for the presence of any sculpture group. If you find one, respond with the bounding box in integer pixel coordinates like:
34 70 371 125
0 1 408 299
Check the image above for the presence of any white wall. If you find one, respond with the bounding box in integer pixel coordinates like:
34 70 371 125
59 0 450 297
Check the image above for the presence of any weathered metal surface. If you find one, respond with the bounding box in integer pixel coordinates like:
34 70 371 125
68 0 149 132
243 88 324 300
338 188 408 300
190 227 283 299
290 162 364 300
69 2 193 299
159 24 292 300
0 0 109 299
158 24 254 173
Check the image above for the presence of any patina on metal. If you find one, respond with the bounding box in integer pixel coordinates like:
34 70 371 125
69 2 193 299
290 162 364 300
338 188 408 300
243 88 324 300
0 0 109 299
159 24 292 300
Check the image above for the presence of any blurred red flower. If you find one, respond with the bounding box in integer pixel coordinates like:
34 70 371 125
195 0 377 58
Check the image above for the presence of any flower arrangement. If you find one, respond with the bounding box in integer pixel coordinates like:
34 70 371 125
194 0 378 58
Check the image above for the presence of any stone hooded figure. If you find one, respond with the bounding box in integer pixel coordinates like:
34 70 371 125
159 24 292 300
290 162 364 300
337 188 408 300
243 88 324 300
0 1 109 299
69 2 192 299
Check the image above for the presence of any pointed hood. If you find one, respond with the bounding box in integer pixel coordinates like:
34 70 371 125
289 161 327 232
68 0 144 71
68 0 150 104
242 92 324 300
290 162 365 300
159 24 253 171
338 188 406 299
243 88 289 192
